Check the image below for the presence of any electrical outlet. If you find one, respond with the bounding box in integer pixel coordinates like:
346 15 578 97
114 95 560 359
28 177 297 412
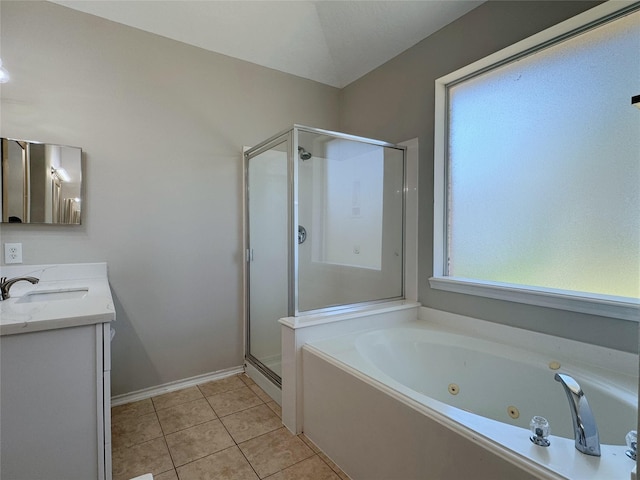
4 243 23 264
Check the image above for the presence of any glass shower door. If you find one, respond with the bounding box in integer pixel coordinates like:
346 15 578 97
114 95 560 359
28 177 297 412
245 136 290 383
296 129 404 313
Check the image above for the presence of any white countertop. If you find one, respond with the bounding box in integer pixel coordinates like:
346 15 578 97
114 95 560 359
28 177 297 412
0 263 115 336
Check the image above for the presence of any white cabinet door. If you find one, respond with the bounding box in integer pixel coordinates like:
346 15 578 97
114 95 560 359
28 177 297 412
0 325 101 480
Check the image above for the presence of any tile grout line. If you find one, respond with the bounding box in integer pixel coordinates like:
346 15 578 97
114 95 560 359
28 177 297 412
173 445 247 477
300 434 348 478
203 389 267 419
223 401 283 479
152 399 180 475
157 392 216 473
159 436 178 478
166 376 270 478
114 375 317 480
264 452 335 480
117 383 264 442
235 440 263 479
201 381 280 478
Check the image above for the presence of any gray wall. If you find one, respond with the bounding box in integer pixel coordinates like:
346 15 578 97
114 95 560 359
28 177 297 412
1 0 636 400
339 1 639 353
0 1 339 395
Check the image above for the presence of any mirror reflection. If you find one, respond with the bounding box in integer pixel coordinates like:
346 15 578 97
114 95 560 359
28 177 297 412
1 138 82 224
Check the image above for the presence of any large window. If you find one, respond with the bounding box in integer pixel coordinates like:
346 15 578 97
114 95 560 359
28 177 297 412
432 3 640 320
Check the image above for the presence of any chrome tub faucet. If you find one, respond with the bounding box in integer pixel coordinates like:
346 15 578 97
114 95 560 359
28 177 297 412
0 276 39 301
554 372 601 456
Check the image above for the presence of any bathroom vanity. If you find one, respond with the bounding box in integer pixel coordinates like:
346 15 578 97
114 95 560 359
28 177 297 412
0 263 115 480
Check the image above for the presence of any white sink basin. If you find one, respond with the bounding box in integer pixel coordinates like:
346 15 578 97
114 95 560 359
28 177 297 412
16 288 89 303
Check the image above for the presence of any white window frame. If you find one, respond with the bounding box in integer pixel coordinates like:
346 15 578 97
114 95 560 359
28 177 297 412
431 1 640 322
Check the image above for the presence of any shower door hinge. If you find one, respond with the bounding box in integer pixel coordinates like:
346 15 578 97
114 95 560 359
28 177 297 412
246 249 254 262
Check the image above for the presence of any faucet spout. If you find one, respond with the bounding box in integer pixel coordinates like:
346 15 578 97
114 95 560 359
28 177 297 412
554 373 601 456
0 276 40 301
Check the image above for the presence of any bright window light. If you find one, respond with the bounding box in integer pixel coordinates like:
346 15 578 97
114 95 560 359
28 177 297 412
432 4 640 321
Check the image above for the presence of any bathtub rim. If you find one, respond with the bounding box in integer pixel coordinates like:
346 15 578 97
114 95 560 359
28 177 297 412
303 342 636 480
279 300 420 329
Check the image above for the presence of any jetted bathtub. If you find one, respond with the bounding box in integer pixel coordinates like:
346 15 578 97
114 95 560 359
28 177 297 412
302 321 638 479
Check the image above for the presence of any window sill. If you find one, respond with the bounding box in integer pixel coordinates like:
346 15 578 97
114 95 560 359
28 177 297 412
429 276 639 322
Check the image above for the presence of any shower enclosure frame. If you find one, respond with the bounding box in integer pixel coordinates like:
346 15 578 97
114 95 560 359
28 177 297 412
243 125 407 387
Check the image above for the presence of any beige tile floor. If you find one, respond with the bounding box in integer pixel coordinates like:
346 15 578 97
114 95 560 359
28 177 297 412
111 373 350 480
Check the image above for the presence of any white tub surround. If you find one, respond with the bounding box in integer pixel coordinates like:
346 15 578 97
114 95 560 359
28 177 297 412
0 262 115 335
279 300 420 433
302 316 638 480
245 361 283 405
0 263 114 480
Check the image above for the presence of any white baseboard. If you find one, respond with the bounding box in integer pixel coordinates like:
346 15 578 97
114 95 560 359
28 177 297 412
110 365 244 407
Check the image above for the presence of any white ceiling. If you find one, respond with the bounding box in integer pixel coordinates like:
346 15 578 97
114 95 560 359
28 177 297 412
50 0 483 88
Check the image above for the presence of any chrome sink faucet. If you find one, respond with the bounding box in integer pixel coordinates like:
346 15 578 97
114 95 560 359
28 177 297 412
0 276 39 301
554 373 601 456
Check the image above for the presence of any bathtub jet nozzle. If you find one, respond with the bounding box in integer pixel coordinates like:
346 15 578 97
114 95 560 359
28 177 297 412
554 373 601 457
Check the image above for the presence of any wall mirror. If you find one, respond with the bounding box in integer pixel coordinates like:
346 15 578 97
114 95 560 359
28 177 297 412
1 138 82 224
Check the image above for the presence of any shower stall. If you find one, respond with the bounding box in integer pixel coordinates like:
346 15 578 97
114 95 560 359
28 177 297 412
244 125 405 387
